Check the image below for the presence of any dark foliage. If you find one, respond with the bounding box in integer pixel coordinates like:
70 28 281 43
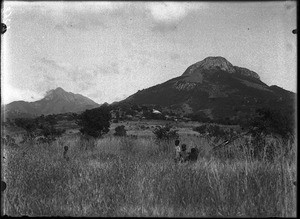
188 112 211 123
153 124 179 141
193 125 207 135
188 148 199 162
241 108 295 161
14 118 38 137
247 108 295 140
76 105 111 138
39 125 65 139
114 125 127 136
193 124 229 139
15 115 66 141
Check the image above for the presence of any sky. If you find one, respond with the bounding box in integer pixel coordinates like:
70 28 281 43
1 1 297 105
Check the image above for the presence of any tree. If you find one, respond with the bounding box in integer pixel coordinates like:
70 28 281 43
114 125 127 136
39 125 65 140
76 105 111 138
14 118 38 137
243 107 295 161
153 124 179 141
248 108 295 140
193 125 207 135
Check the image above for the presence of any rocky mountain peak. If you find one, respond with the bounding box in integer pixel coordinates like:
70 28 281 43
5 87 100 118
45 87 69 101
54 87 65 93
182 56 236 76
181 56 261 81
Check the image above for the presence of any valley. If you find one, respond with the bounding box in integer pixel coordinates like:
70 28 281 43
1 57 296 217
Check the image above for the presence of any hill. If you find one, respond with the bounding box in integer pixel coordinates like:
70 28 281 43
119 56 295 123
3 87 100 119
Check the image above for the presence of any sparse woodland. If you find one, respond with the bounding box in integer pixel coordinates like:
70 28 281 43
2 106 296 217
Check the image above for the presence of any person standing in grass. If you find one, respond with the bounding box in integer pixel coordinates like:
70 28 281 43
188 147 199 162
180 144 189 163
174 139 181 163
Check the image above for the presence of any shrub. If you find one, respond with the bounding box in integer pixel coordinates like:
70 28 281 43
14 118 38 137
193 125 207 135
188 112 211 123
39 125 65 141
247 108 295 140
76 105 111 138
153 124 179 141
242 108 295 161
207 125 226 138
114 125 127 136
193 125 226 138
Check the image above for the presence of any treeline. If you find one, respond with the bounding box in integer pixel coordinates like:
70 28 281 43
193 107 295 140
10 101 295 146
192 107 295 161
13 114 69 141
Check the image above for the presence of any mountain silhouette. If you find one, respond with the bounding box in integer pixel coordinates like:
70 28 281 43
3 87 99 118
120 56 295 121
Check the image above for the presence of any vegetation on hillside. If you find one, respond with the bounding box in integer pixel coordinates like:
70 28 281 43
153 124 179 141
14 115 66 141
114 125 127 136
2 134 296 217
2 99 296 217
76 105 111 138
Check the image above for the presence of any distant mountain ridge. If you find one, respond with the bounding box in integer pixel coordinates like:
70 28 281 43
3 87 100 119
182 57 260 80
120 56 295 122
3 57 295 123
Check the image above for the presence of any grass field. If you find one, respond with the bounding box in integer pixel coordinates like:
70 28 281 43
1 121 297 217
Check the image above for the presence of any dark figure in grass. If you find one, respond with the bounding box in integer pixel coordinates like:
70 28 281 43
188 147 199 162
63 146 69 161
174 139 181 163
179 144 189 163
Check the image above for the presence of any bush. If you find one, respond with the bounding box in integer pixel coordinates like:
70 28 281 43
193 125 207 135
188 112 211 123
114 125 127 136
242 108 295 161
76 105 111 138
14 118 38 137
193 125 226 138
39 125 65 140
153 124 179 141
207 125 226 138
248 108 295 140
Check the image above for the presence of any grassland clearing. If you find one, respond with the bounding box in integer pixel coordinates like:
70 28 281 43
1 120 296 217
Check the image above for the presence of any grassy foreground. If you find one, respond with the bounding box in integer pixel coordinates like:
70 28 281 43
2 135 297 217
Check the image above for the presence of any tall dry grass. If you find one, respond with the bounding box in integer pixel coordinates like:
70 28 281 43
2 134 296 217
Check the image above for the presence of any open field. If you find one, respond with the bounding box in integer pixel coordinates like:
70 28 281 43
1 120 297 217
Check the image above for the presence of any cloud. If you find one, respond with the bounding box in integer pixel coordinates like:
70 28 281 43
30 58 122 95
93 62 120 75
7 2 127 32
39 58 68 71
2 83 44 104
147 2 206 23
87 89 102 99
146 2 207 32
147 2 188 23
8 2 206 32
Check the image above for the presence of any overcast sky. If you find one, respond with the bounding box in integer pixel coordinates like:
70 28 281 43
1 1 297 104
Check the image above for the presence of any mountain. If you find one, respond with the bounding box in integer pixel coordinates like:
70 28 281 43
120 56 295 122
3 87 100 119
